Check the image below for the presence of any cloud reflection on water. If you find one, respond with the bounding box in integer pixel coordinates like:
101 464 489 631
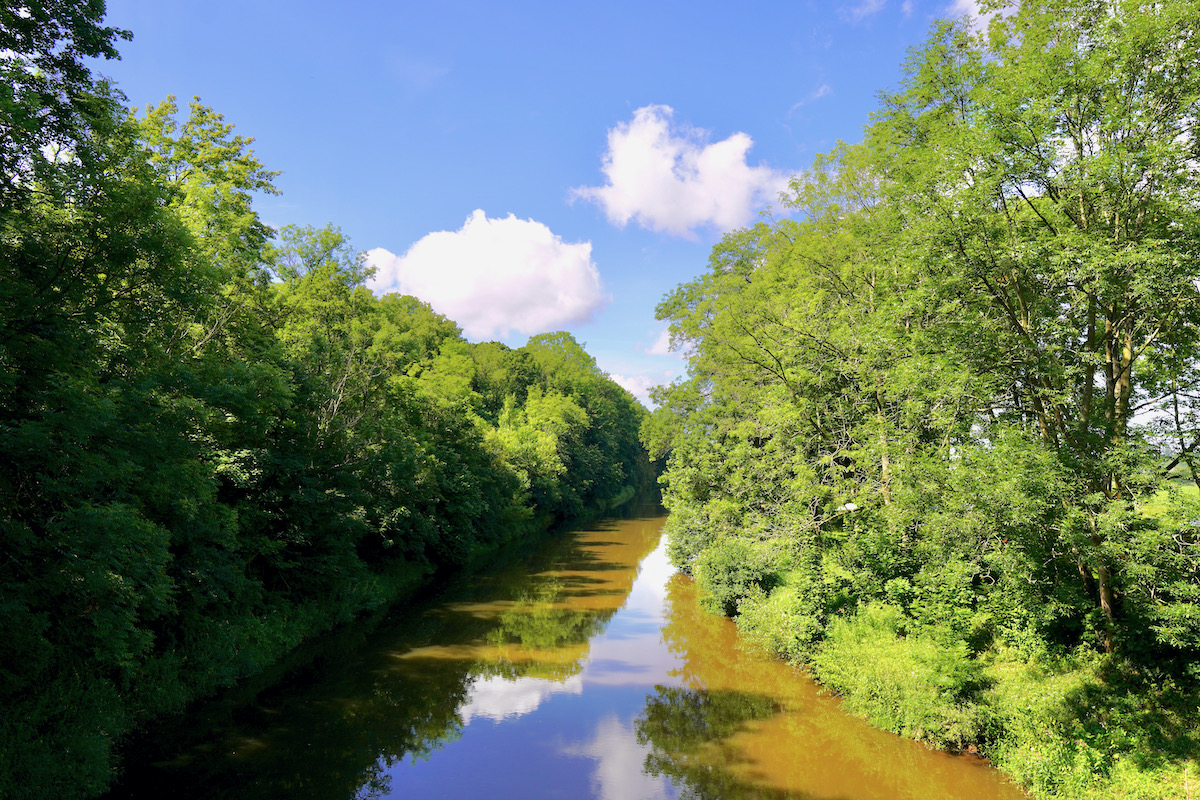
459 674 584 723
562 714 676 800
579 540 678 688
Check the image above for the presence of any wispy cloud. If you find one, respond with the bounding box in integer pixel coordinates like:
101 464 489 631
945 0 1010 32
842 0 887 22
790 83 833 113
645 328 673 357
367 210 608 340
573 105 789 238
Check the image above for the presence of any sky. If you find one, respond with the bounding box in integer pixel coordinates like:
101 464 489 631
91 0 984 405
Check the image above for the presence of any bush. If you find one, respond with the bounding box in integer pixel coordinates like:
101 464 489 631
812 603 994 750
692 538 775 616
735 564 838 663
985 654 1200 800
735 584 819 663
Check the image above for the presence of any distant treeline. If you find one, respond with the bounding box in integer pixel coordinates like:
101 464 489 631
645 2 1200 799
0 6 652 799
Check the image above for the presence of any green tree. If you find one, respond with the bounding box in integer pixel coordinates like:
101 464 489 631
649 0 1200 663
0 0 129 201
871 0 1200 651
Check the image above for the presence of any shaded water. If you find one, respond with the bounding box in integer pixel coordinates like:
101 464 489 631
108 504 1027 799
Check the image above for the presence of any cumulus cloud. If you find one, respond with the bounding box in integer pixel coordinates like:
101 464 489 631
573 105 789 238
367 210 608 340
460 674 583 724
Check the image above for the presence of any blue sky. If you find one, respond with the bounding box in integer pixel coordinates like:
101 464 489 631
93 0 982 404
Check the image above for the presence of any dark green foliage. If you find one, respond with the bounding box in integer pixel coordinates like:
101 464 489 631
0 7 653 797
0 0 129 202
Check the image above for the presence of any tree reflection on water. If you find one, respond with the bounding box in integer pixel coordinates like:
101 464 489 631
636 686 797 800
106 511 662 800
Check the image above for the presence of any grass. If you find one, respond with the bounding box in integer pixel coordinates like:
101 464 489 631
731 575 1200 799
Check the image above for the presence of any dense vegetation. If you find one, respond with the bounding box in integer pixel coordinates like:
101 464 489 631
646 2 1200 798
0 5 652 798
114 509 663 799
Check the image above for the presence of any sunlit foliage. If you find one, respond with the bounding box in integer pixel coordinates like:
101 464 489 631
647 2 1200 797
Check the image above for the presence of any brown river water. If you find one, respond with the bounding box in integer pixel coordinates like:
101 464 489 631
107 502 1029 799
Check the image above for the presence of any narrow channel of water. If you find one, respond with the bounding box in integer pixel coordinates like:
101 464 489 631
108 504 1028 799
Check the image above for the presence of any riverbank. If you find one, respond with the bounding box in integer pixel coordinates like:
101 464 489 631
103 506 1029 800
102 499 667 799
704 526 1200 800
640 5 1200 798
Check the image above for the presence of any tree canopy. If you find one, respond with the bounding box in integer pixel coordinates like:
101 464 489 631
0 8 653 798
647 2 1200 797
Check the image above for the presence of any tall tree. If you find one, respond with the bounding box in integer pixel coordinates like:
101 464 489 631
871 0 1200 650
0 0 129 200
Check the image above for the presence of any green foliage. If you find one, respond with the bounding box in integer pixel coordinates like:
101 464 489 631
812 604 994 750
0 0 130 203
734 578 825 663
985 653 1200 800
645 2 1200 797
692 537 776 616
0 8 654 797
636 685 782 798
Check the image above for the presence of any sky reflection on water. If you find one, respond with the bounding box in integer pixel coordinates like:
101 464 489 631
108 509 1026 800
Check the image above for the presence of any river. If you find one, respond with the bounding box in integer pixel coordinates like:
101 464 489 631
107 502 1028 799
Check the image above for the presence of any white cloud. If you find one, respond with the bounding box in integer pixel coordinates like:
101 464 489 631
573 105 789 238
645 329 673 357
610 368 681 409
610 374 658 407
902 0 914 16
367 210 608 340
946 0 979 15
638 328 692 361
789 84 833 114
946 0 1010 31
843 0 887 21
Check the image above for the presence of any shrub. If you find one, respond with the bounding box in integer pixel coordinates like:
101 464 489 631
735 565 837 663
692 538 775 616
812 603 994 750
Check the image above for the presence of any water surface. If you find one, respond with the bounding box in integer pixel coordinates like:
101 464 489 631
109 506 1027 799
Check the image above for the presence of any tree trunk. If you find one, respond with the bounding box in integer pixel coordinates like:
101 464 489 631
1096 560 1117 654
